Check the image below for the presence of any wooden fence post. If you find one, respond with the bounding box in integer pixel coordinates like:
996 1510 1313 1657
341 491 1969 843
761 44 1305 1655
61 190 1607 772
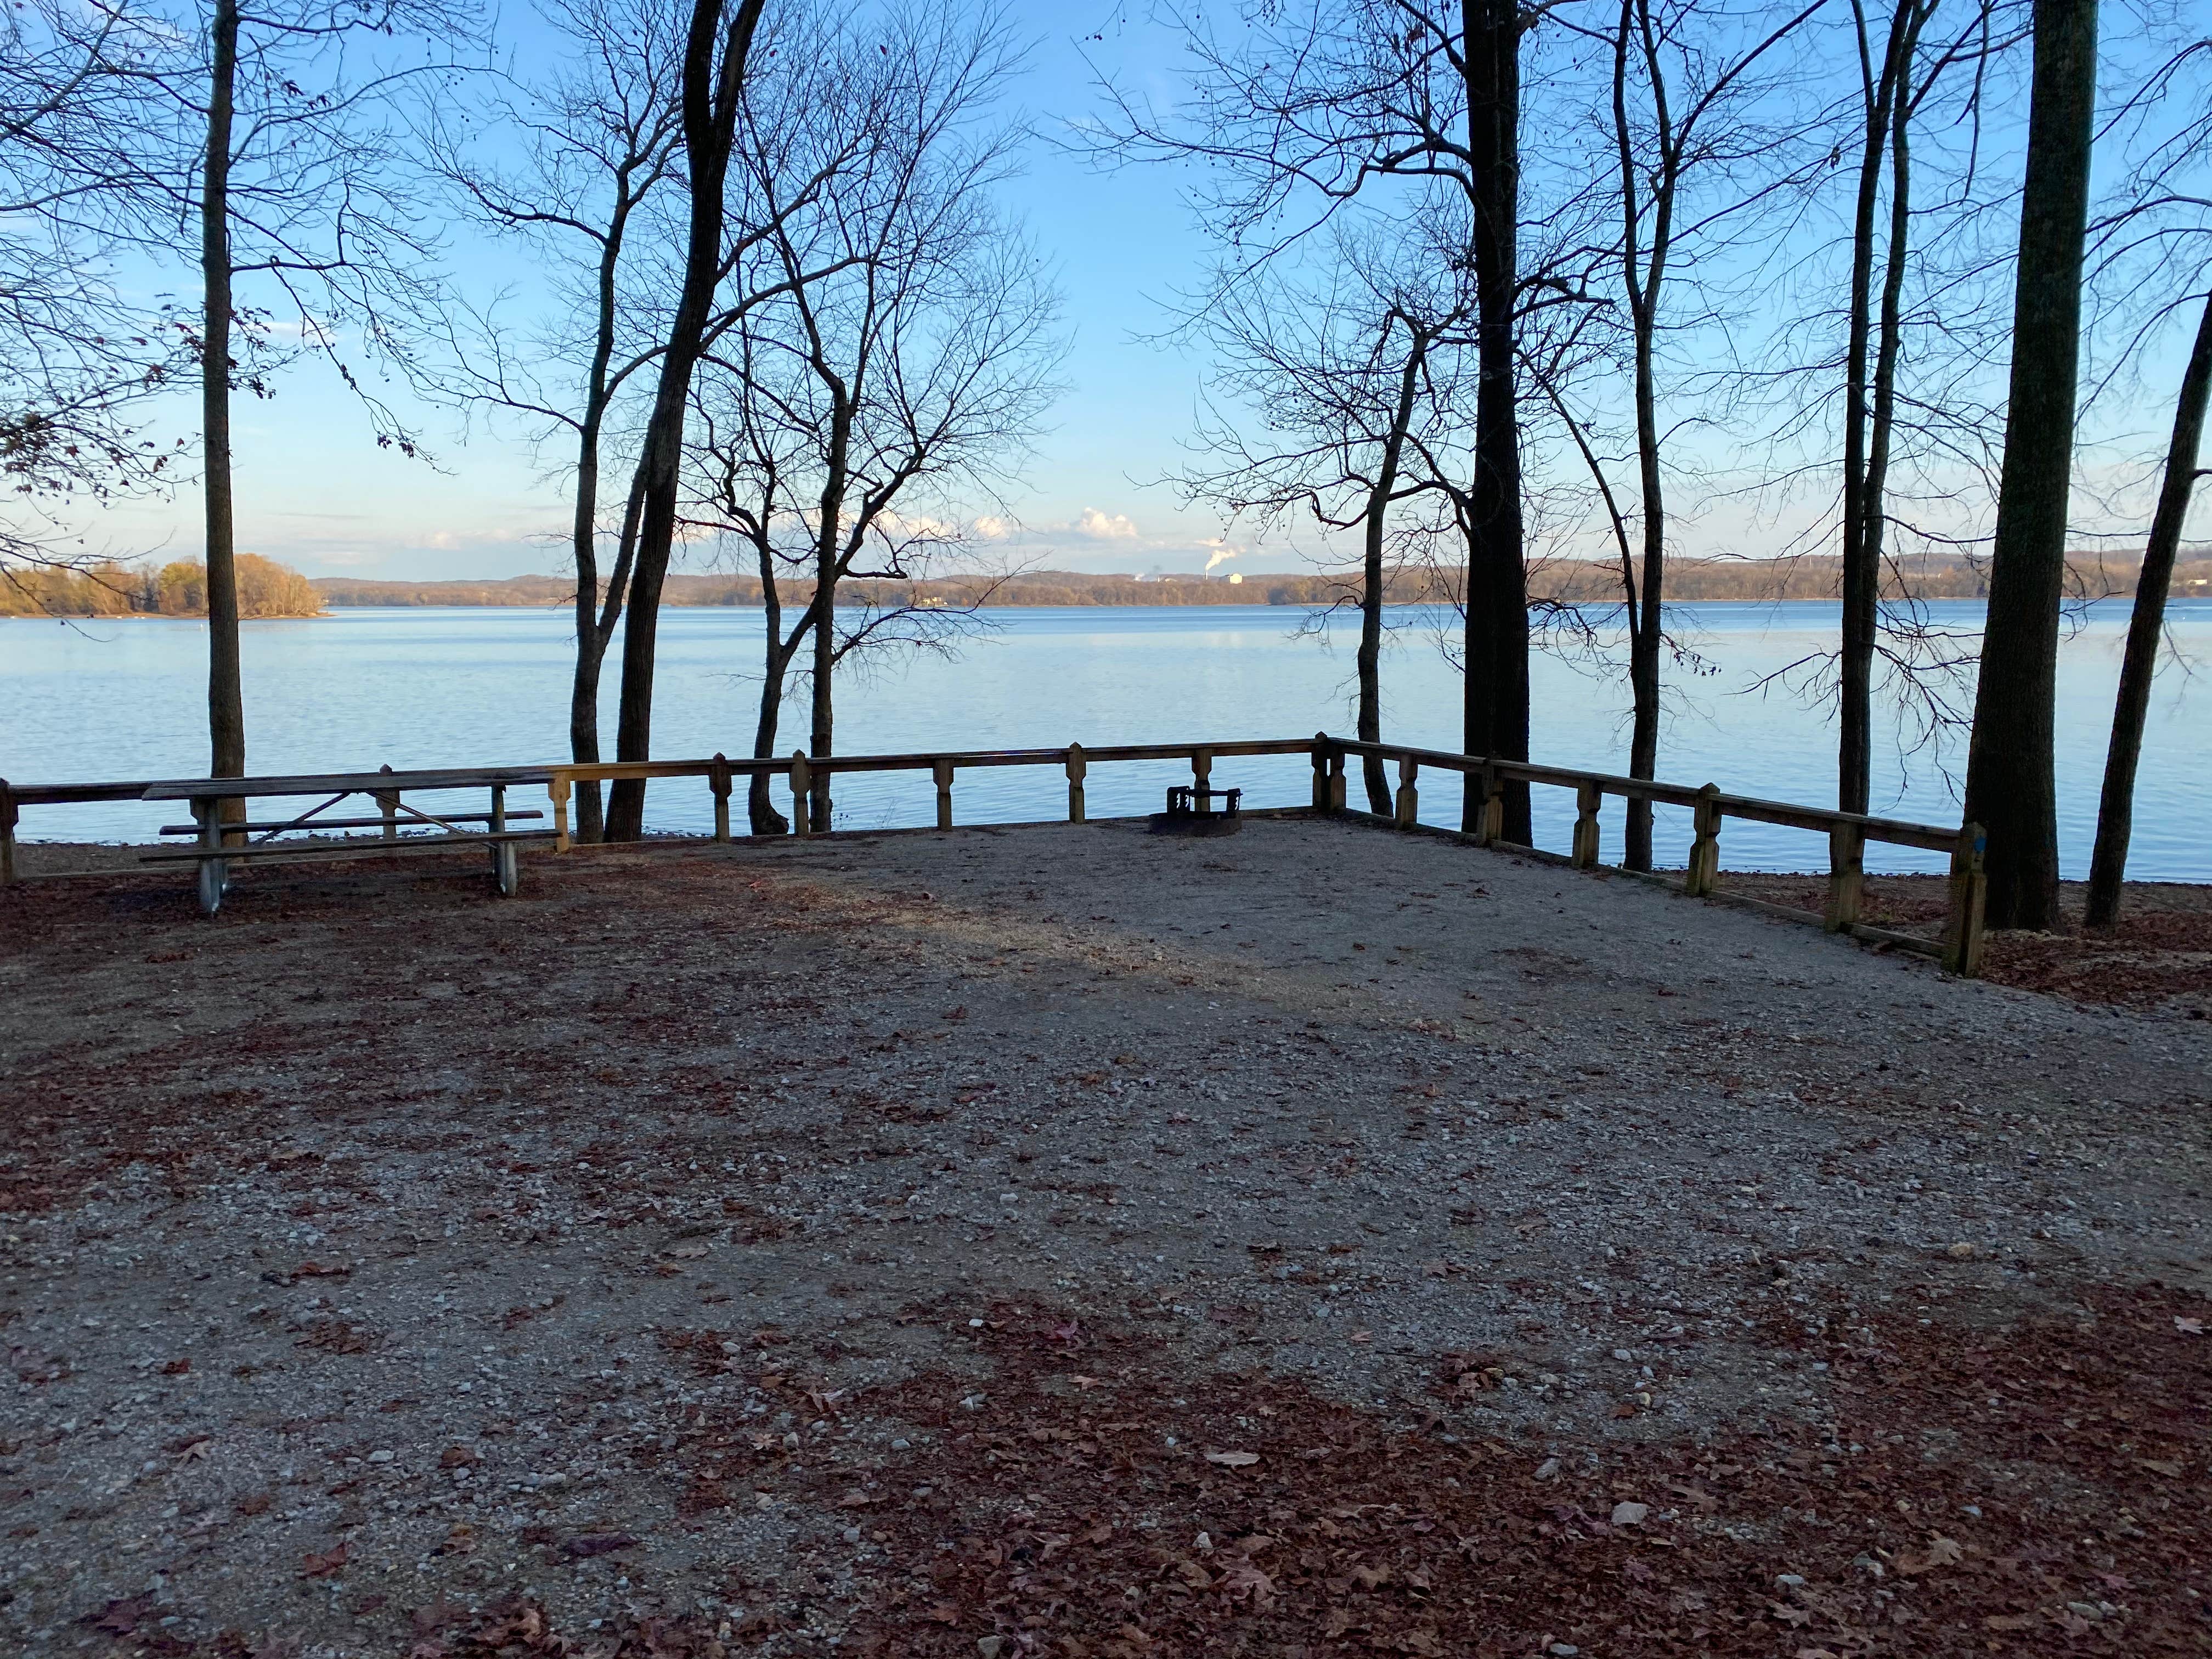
709 753 733 842
1825 822 1865 933
1066 743 1087 822
1192 747 1212 800
1943 822 1987 977
376 763 398 840
1685 784 1722 896
1394 754 1419 828
1310 735 1331 812
1572 781 1602 868
1474 766 1503 845
933 758 955 830
789 753 812 837
548 776 572 853
1327 746 1346 813
0 777 16 885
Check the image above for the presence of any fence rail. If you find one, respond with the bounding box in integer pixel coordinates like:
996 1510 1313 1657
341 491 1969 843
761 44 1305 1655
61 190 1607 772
0 734 1986 974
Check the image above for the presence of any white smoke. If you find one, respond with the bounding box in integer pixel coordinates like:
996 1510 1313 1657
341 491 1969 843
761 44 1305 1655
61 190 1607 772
1202 545 1239 573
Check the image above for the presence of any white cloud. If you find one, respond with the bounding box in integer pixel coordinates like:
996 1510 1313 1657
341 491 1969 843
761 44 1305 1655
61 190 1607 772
1074 507 1139 540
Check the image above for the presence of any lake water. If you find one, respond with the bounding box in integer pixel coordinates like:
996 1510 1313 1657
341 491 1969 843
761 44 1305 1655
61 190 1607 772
4 600 2206 877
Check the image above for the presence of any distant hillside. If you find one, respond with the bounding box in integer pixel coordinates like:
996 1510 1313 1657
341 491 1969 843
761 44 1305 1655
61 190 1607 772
315 550 2211 610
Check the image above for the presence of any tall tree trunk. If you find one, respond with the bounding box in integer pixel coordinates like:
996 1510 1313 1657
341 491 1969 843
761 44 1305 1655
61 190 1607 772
748 539 794 834
571 472 644 842
1460 0 1531 841
748 649 790 832
810 559 833 828
606 0 766 842
2084 286 2212 926
1961 0 2097 930
1616 0 1670 873
566 198 644 845
569 459 606 843
201 0 242 799
1357 332 1427 815
1858 35 1918 788
806 402 853 832
1841 0 1926 816
1839 1 1904 815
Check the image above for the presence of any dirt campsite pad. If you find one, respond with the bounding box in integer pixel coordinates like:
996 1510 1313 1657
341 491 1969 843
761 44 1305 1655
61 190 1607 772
2 817 2208 1657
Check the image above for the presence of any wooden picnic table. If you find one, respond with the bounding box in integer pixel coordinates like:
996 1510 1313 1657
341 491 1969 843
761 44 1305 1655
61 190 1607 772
142 766 556 915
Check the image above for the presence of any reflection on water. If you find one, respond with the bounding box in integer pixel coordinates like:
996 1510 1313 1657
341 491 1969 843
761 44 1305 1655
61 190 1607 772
3 600 2205 877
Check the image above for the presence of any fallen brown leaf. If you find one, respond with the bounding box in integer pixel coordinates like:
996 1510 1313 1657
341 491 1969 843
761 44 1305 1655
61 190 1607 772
561 1532 639 1558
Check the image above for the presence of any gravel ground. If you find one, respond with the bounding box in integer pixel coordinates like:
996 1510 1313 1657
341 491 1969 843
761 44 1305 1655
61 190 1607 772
2 817 2208 1657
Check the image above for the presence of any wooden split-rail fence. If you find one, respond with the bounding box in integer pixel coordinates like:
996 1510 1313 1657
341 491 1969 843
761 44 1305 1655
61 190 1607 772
0 734 1987 974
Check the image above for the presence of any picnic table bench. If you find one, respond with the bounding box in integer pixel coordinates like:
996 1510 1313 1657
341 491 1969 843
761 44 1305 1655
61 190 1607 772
140 766 555 915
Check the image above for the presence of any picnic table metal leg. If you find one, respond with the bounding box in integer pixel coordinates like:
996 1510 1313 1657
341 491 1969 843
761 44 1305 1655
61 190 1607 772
486 782 520 895
195 798 226 916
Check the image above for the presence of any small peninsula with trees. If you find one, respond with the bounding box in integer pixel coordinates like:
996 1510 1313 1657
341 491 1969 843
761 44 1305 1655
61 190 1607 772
0 554 322 618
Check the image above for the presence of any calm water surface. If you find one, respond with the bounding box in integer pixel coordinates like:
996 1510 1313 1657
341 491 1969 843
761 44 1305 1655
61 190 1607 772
4 600 2205 877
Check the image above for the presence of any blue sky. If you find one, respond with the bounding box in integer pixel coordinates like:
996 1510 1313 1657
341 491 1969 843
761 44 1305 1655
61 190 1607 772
92 1 1297 582
79 0 2208 583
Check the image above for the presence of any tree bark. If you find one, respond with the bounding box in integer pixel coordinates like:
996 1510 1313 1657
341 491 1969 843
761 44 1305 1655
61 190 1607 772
1839 0 1926 816
1357 331 1427 815
747 540 793 834
566 184 650 844
201 0 243 798
571 471 644 842
605 0 766 842
1616 0 1671 873
1839 1 1903 815
747 646 792 832
2084 286 2212 926
1459 0 1531 842
807 403 853 831
1961 0 2097 930
808 527 836 833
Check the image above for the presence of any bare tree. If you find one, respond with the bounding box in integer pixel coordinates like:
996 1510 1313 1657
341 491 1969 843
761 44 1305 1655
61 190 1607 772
419 0 683 842
172 0 474 791
1581 0 1823 870
602 0 767 842
0 0 191 605
2084 36 2212 924
30 0 476 788
1093 0 1558 839
1838 0 1934 814
689 0 1057 834
1171 230 1468 814
425 0 876 840
1961 0 2098 930
2083 286 2210 924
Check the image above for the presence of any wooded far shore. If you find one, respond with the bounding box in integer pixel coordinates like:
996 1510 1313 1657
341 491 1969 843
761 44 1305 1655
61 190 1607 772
317 551 2210 610
10 550 2207 619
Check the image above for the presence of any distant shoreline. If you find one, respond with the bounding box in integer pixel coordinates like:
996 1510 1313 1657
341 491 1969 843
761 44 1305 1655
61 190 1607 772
313 552 2207 611
9 549 2204 620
